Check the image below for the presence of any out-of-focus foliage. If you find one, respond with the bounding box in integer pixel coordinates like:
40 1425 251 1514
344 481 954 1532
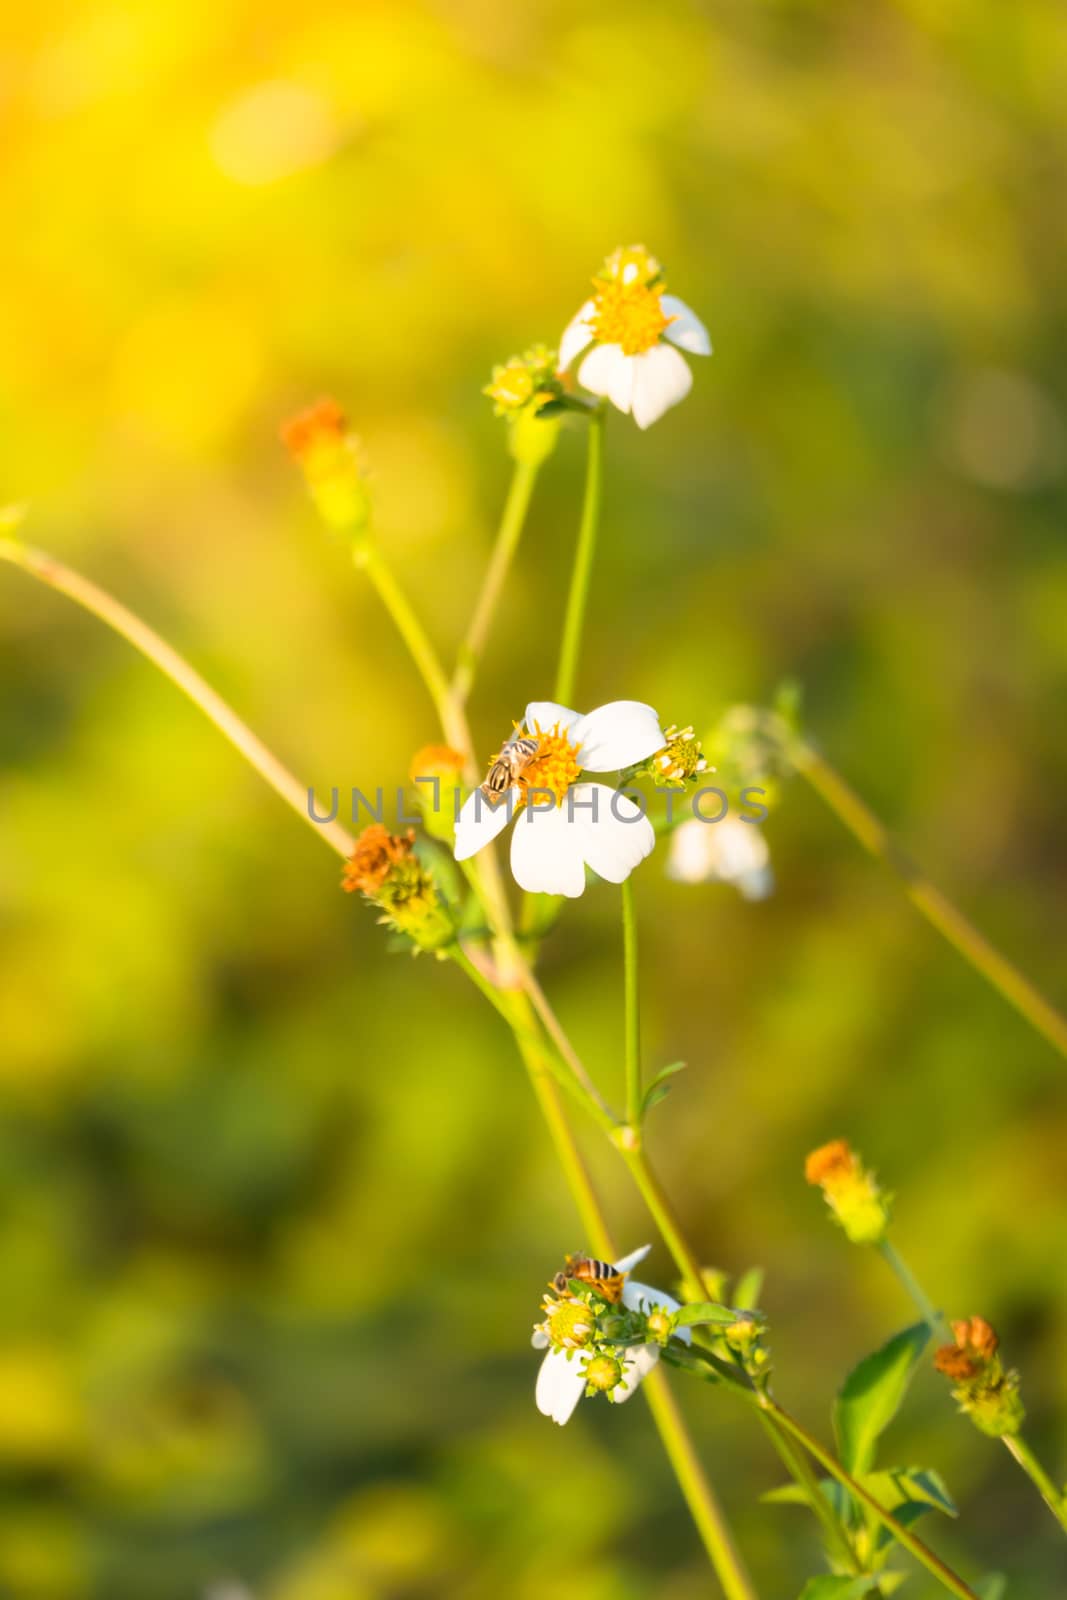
2 2 1067 1595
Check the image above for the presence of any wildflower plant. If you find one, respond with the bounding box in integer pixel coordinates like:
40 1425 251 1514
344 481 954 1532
3 241 1066 1597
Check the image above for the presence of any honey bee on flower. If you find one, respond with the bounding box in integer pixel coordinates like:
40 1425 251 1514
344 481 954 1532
559 246 712 429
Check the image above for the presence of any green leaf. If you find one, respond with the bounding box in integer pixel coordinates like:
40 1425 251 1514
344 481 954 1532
763 1483 813 1506
975 1577 1006 1600
798 1577 882 1599
834 1323 930 1476
863 1467 957 1519
641 1060 687 1118
672 1301 760 1328
733 1265 764 1310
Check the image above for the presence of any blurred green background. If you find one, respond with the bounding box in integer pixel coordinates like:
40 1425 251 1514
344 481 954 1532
2 1 1067 1595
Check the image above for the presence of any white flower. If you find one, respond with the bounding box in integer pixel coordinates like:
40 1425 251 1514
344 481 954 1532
666 816 774 901
532 1245 690 1426
453 699 665 897
559 245 711 429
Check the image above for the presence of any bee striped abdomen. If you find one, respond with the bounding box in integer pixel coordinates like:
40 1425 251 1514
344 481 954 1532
553 1253 626 1304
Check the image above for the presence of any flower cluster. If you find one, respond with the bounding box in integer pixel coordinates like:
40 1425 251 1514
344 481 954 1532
532 1246 690 1425
805 1139 891 1245
483 344 563 418
934 1317 1025 1438
342 824 452 950
637 723 709 789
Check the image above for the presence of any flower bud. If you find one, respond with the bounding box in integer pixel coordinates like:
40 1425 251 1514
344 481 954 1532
645 1308 673 1345
541 1300 598 1351
484 345 564 465
641 724 709 789
582 1353 624 1395
805 1139 891 1246
409 744 465 844
281 398 371 538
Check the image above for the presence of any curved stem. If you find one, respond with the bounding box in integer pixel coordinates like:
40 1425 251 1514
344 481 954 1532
622 878 641 1128
878 1240 950 1340
452 459 539 705
554 405 605 706
792 737 1067 1062
0 538 356 860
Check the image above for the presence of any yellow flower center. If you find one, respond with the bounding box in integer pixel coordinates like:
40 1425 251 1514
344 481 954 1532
519 722 583 807
591 280 673 357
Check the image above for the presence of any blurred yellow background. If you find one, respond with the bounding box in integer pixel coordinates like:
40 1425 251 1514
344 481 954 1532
2 2 1067 1595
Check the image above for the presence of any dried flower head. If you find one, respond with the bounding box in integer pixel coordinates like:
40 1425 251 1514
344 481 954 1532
342 825 452 950
935 1316 1024 1437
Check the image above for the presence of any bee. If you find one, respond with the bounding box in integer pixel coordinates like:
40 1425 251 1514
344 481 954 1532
479 730 539 801
551 1254 626 1305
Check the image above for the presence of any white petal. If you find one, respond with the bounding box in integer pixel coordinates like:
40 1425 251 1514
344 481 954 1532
612 1244 652 1274
661 295 712 356
531 1327 550 1350
630 344 692 430
559 300 596 369
523 701 582 738
573 700 666 771
536 1348 586 1425
578 344 635 413
622 1280 691 1344
510 800 587 897
453 786 517 862
613 1343 660 1403
571 785 655 885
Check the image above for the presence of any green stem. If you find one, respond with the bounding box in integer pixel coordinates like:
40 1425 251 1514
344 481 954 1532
1002 1434 1067 1529
878 1240 950 1340
622 878 641 1127
356 540 459 743
452 458 539 705
0 537 357 861
760 1398 981 1600
792 736 1067 1062
554 405 605 706
756 1410 862 1576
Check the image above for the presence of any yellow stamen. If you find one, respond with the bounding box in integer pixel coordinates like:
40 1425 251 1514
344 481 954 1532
591 280 673 357
520 722 583 806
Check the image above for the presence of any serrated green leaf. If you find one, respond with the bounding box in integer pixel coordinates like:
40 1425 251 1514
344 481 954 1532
733 1265 764 1310
834 1323 929 1476
798 1577 881 1600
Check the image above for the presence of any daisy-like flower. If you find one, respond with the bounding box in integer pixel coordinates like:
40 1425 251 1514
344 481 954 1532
559 245 711 429
666 815 774 901
532 1246 690 1426
453 700 666 897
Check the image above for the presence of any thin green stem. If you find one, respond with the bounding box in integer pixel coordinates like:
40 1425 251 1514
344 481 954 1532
622 878 641 1128
356 540 458 743
756 1410 862 1576
0 537 356 861
1002 1434 1067 1528
878 1240 950 1340
759 1398 980 1600
792 736 1067 1062
452 458 539 705
554 405 605 706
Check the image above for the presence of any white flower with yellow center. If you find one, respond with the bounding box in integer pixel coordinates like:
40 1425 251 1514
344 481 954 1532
531 1246 690 1426
453 700 666 897
559 246 711 429
666 815 774 901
